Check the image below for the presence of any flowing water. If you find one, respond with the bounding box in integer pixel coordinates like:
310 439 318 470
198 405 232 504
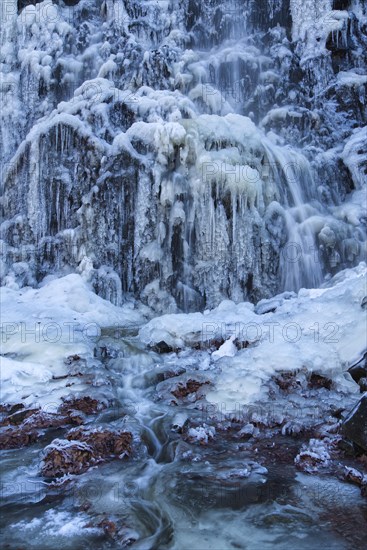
1 329 367 549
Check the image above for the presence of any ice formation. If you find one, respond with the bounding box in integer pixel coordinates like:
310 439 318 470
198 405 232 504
140 262 367 407
0 1 366 313
0 273 150 406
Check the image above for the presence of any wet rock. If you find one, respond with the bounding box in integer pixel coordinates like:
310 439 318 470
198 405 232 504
343 466 365 486
295 438 331 473
22 410 79 429
1 407 39 426
0 403 86 449
117 527 139 546
0 427 38 449
337 438 357 456
341 395 367 452
2 404 90 431
209 338 226 351
151 340 175 354
0 403 24 414
52 372 83 381
274 372 301 391
348 351 367 383
330 406 345 420
87 516 138 545
359 377 367 393
97 518 117 537
343 467 367 498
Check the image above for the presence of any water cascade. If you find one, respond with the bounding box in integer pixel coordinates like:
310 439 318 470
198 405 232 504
0 0 366 312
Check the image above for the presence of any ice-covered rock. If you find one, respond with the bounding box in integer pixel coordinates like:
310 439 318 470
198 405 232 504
140 263 366 407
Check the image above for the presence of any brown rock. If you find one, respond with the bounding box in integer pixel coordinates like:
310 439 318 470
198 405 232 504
0 427 38 449
343 466 367 498
98 519 117 537
41 428 132 478
343 466 364 486
66 428 132 457
0 403 24 414
274 372 300 392
25 412 63 429
1 408 40 426
41 439 95 478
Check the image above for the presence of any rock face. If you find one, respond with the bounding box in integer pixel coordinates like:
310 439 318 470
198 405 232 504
341 395 367 451
0 1 366 311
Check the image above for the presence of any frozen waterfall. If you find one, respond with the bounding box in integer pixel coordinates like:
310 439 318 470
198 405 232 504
0 0 366 310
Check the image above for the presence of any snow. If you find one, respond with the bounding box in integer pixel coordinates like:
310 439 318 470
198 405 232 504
212 335 237 361
341 126 367 190
1 0 365 308
2 263 364 411
0 0 365 403
11 509 102 538
337 71 367 88
0 0 366 547
140 263 367 407
290 1 349 60
188 424 216 444
0 273 150 406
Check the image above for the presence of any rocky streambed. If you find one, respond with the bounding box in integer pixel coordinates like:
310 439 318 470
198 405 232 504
1 265 366 548
1 331 366 549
